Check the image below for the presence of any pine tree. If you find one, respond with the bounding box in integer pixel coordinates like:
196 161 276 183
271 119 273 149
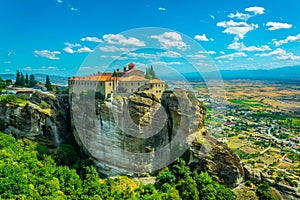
15 70 21 86
29 74 36 87
45 75 52 91
150 65 156 79
112 70 118 77
20 72 25 86
25 73 29 85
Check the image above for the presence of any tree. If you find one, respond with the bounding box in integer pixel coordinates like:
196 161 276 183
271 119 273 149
145 66 156 79
20 72 25 86
29 74 37 87
25 73 29 85
112 70 118 77
45 75 52 91
15 70 21 86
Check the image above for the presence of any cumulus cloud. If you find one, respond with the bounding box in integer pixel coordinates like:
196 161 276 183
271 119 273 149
215 52 247 60
158 51 181 58
274 33 300 46
228 41 271 51
217 20 258 40
255 48 300 60
197 50 216 54
194 34 211 41
103 34 145 46
63 42 81 54
266 22 292 31
34 50 61 60
158 7 166 11
77 47 93 53
228 12 251 21
245 6 265 15
99 46 134 52
57 0 63 3
81 36 103 42
150 32 188 50
187 54 206 59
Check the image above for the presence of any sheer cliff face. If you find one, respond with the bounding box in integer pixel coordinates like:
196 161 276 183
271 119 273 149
0 92 70 147
71 90 206 176
71 90 244 187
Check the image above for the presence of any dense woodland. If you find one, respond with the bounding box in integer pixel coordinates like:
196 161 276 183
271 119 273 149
0 132 238 199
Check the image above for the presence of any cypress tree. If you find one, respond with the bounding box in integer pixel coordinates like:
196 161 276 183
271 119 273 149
25 73 29 85
20 72 25 86
15 70 21 86
29 74 36 87
45 75 52 91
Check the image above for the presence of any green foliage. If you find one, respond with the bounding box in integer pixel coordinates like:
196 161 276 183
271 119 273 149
0 94 17 103
15 70 21 86
29 74 37 87
39 100 50 109
112 70 118 77
155 159 236 200
54 144 80 167
0 133 236 199
25 73 29 85
256 182 278 200
145 65 156 79
0 120 7 132
45 75 52 91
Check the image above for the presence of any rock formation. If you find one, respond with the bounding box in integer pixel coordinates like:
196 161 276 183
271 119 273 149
0 91 70 147
71 89 245 188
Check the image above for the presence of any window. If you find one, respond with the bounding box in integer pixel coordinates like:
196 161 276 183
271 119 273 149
109 83 112 86
131 83 133 86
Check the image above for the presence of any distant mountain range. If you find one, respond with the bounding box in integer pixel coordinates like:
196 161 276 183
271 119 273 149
1 65 300 85
182 65 300 81
0 73 68 86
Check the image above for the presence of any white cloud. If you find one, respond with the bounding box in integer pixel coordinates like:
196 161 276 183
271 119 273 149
197 50 216 54
77 47 93 53
220 51 225 55
22 66 32 71
187 50 216 59
266 22 292 31
158 7 166 11
127 52 157 59
194 34 210 41
228 41 271 51
34 50 61 60
255 48 300 60
215 52 247 60
111 56 128 60
228 12 251 20
151 61 182 65
48 66 59 70
217 20 258 39
274 33 300 46
103 34 145 46
57 0 63 3
63 42 81 54
63 47 75 54
81 36 103 42
3 61 11 64
210 15 215 20
187 54 206 59
150 32 188 50
99 46 134 52
158 51 181 58
245 6 265 15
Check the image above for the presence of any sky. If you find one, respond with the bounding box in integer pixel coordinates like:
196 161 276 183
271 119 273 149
0 0 300 76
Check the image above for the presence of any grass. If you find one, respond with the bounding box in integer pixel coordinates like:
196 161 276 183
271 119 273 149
228 99 266 108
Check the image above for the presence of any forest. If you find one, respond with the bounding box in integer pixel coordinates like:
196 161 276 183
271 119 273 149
0 132 237 199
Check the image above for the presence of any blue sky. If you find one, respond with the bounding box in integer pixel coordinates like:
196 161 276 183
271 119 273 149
0 0 300 76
